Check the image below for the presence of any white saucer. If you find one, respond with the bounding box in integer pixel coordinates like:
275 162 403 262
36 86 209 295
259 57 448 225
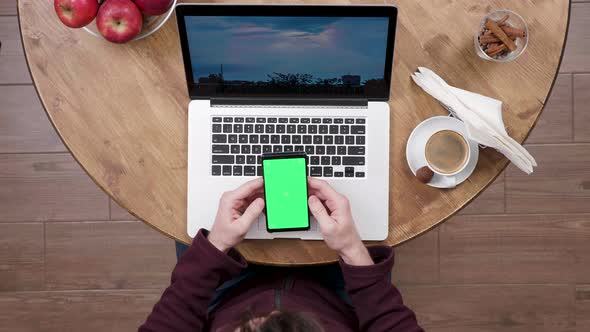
406 116 479 189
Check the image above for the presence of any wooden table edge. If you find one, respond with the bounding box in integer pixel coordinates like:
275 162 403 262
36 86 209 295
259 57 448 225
16 0 572 265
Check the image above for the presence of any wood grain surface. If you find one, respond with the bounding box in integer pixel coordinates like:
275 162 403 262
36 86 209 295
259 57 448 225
17 0 569 264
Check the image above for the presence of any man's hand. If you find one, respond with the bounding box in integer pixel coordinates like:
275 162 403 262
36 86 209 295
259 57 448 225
207 178 265 253
307 177 373 266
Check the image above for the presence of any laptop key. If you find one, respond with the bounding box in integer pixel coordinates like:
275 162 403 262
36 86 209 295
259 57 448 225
355 172 365 178
323 167 333 177
327 146 336 155
305 146 314 155
313 135 322 144
276 125 285 133
252 145 261 154
284 145 294 152
212 155 234 164
256 118 266 123
212 124 222 133
241 145 251 154
329 125 338 134
212 134 227 143
309 125 318 134
234 124 243 133
244 125 252 133
236 155 245 164
303 135 312 144
334 118 343 124
268 118 277 123
337 146 346 155
263 145 272 153
212 165 221 175
266 125 275 133
247 155 256 164
310 167 322 177
235 117 244 123
223 124 232 133
212 117 222 123
316 146 325 155
257 166 263 176
319 125 328 134
324 135 334 145
322 118 332 124
244 166 256 176
255 124 264 133
271 135 280 144
340 125 349 134
311 156 320 165
230 145 240 154
246 117 255 123
295 145 304 152
223 117 233 123
351 125 366 134
273 145 282 153
233 165 243 176
222 165 232 176
356 136 365 145
249 135 259 144
279 118 288 123
345 167 355 177
301 118 311 123
334 171 344 177
356 118 366 124
332 156 341 165
292 135 301 144
281 136 290 144
289 118 299 123
343 157 365 165
335 135 344 145
228 134 237 143
260 135 269 144
257 155 262 164
297 125 306 134
345 136 355 145
321 156 330 165
239 135 248 144
212 145 229 154
312 118 321 123
345 119 354 124
287 125 296 134
348 146 365 155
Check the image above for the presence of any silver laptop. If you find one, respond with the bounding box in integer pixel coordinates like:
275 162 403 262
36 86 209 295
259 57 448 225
176 4 397 240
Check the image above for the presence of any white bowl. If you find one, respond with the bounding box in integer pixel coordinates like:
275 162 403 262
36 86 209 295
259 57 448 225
83 0 177 42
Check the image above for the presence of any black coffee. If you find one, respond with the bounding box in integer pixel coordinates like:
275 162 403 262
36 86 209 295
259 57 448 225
425 130 469 174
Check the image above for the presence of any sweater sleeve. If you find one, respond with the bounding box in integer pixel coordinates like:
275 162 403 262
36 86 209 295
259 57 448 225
339 246 424 332
139 229 247 332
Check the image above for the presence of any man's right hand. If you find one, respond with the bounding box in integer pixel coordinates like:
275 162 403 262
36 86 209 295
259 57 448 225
307 177 373 266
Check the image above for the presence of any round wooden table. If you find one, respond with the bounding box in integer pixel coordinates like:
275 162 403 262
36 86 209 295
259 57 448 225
18 0 569 265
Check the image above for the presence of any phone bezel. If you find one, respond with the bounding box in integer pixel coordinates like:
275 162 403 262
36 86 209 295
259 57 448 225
261 152 310 233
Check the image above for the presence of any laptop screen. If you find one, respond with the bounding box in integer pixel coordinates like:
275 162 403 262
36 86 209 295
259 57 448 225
177 5 397 101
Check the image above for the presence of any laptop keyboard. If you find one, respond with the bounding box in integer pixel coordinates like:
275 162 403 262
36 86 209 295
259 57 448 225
210 116 366 178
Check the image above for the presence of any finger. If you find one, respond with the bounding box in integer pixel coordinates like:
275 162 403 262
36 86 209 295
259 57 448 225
238 197 265 228
231 177 264 200
307 177 342 202
308 195 335 229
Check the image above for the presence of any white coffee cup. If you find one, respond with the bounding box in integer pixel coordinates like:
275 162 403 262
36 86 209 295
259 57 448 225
424 128 471 177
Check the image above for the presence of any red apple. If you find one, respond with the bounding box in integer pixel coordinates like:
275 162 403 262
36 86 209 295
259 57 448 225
132 0 173 16
54 0 98 28
97 0 143 44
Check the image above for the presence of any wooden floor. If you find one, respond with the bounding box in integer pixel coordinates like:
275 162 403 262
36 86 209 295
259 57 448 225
1 1 589 330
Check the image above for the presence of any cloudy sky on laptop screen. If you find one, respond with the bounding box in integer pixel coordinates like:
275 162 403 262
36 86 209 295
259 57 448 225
185 16 389 87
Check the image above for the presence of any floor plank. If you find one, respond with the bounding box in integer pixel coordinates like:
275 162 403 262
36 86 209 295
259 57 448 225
576 286 590 332
440 214 581 284
574 74 590 142
527 74 573 143
0 16 22 56
0 54 30 84
560 3 590 73
0 0 16 15
0 289 160 332
0 153 109 222
0 223 44 291
505 144 590 213
458 173 505 215
110 198 137 220
400 284 575 332
392 227 438 285
0 86 65 153
45 221 174 290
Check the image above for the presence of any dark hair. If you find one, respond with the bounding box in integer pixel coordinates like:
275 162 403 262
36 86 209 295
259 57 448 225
237 311 324 332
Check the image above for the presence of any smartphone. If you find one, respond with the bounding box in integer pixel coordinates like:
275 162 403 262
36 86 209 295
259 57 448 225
262 152 310 232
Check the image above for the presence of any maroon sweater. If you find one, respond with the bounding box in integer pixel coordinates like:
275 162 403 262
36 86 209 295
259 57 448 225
139 230 423 332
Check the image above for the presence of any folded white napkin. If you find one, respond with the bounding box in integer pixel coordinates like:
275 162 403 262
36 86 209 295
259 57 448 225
411 67 536 174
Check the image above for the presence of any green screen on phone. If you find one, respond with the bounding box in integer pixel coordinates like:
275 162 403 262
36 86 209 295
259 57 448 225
263 156 309 231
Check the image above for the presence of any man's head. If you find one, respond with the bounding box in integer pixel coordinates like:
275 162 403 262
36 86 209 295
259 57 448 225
235 311 324 332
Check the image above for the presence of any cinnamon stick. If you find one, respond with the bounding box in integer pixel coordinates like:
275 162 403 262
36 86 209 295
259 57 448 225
487 44 507 56
500 25 526 38
479 35 501 44
496 14 509 25
485 18 517 51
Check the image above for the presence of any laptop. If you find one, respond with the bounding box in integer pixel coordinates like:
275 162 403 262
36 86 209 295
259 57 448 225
176 4 397 240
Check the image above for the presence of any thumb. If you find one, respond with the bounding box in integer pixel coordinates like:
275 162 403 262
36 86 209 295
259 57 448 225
308 195 332 228
239 197 265 228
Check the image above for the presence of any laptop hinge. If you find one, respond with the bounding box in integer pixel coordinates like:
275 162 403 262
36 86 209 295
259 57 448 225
210 97 368 107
